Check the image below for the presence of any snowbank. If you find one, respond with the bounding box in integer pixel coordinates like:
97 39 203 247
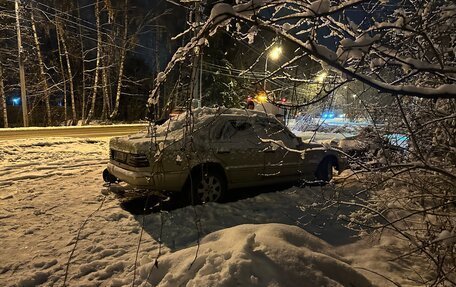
139 223 371 287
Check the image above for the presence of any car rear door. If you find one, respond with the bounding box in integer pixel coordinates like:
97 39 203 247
211 117 265 187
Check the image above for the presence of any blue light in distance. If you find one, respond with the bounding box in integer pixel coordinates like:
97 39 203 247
12 97 20 106
321 111 335 119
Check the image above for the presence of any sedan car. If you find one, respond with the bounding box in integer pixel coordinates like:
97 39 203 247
104 108 347 204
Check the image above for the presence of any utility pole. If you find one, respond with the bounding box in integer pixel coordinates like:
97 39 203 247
15 0 28 127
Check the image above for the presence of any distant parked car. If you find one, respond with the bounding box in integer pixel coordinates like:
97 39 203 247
104 108 348 204
335 126 409 167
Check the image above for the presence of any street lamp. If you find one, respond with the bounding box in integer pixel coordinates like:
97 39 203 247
269 46 282 60
315 71 328 84
264 45 282 91
256 91 268 103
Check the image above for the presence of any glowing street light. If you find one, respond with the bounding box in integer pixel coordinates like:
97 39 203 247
264 45 282 90
256 91 268 103
269 46 283 60
315 71 328 84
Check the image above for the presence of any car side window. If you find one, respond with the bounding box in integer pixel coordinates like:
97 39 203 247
216 120 253 141
256 118 299 147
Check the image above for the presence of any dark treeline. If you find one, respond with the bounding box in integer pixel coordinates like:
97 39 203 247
0 0 187 127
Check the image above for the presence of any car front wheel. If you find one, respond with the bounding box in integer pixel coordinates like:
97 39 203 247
192 170 226 204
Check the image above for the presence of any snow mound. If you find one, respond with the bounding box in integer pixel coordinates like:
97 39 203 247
139 223 372 287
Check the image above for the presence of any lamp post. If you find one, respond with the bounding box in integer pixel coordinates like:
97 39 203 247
264 46 282 91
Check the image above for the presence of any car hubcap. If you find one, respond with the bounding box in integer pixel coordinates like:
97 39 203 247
197 175 222 202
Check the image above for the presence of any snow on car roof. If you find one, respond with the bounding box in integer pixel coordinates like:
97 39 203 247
155 107 270 137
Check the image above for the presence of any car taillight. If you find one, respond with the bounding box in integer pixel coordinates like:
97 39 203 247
127 153 150 167
111 150 149 167
111 149 127 162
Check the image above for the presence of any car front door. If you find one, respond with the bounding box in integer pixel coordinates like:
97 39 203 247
255 118 305 180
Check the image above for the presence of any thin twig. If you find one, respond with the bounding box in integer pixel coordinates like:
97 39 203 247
63 195 107 286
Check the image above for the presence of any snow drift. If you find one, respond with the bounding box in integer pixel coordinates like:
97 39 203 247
138 223 371 287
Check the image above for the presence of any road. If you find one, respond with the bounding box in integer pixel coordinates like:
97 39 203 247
0 124 148 140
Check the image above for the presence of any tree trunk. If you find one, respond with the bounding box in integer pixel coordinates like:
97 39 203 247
101 60 111 120
58 25 77 124
15 0 28 127
85 0 101 124
109 0 128 119
31 8 52 126
0 64 8 128
77 1 86 123
155 20 162 115
56 23 67 124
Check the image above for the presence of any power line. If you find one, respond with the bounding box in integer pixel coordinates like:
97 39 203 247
32 0 124 35
31 0 165 52
4 0 159 53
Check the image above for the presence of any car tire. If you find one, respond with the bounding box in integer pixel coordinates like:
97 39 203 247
190 168 227 204
316 157 335 182
103 168 119 183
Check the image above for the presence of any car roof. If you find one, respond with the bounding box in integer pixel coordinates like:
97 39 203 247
154 107 277 137
196 107 269 118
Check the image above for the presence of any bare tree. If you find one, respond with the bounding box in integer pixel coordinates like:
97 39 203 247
0 64 7 128
101 50 111 120
57 23 77 124
109 0 128 119
76 1 87 123
14 0 28 127
85 0 102 125
55 20 68 124
30 7 52 126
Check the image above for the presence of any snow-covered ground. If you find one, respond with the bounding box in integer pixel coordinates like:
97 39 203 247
0 137 425 286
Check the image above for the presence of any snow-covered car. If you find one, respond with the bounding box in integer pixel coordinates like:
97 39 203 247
104 108 348 204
